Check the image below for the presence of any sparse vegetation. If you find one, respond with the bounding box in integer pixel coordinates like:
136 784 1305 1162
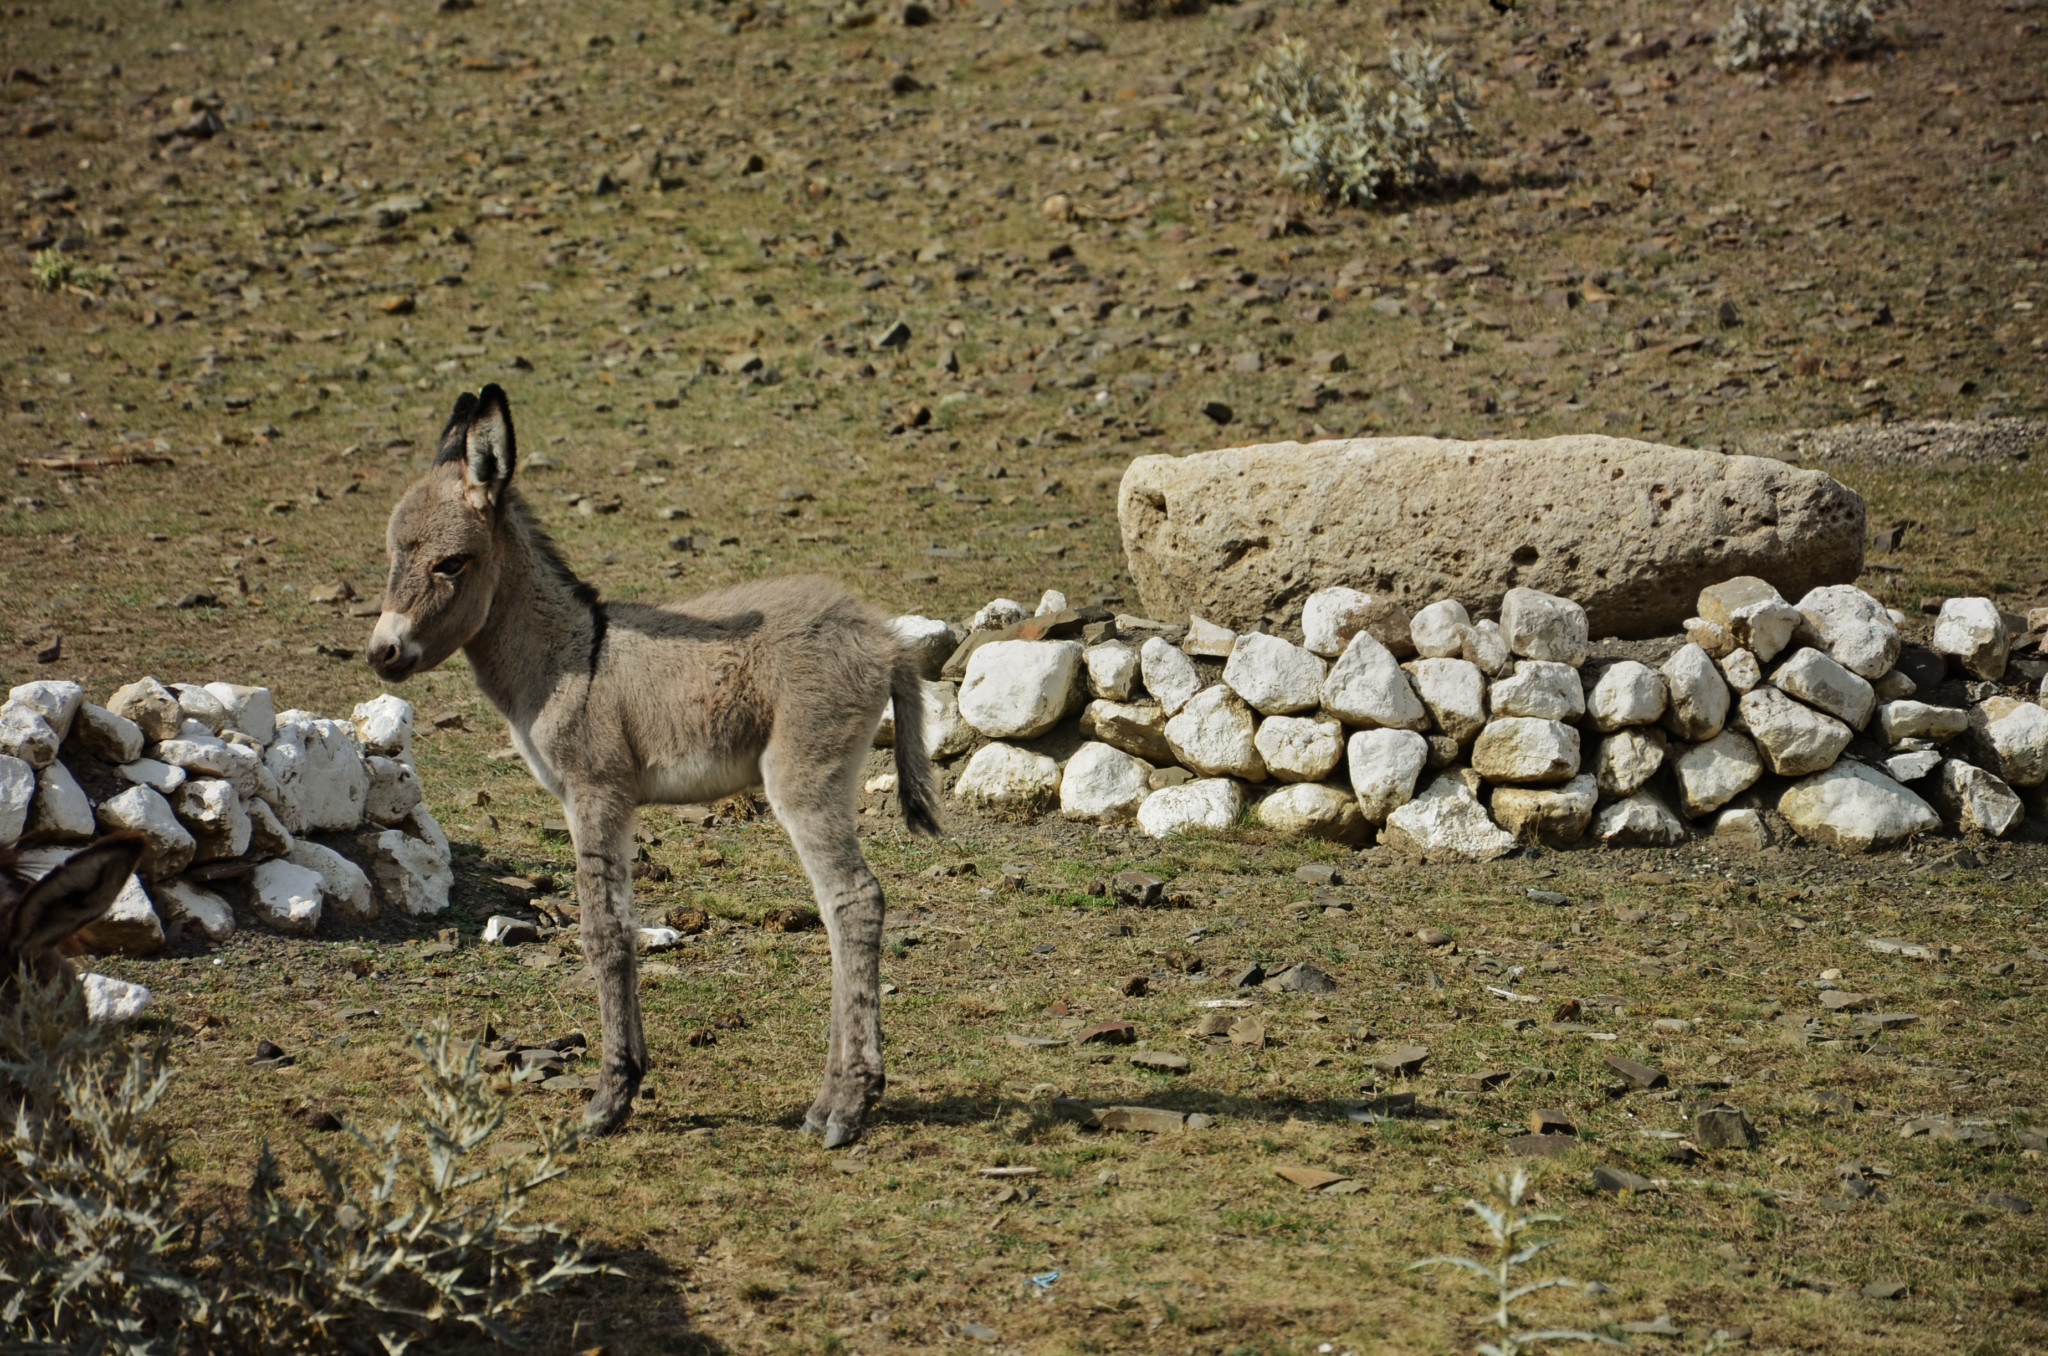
1244 36 1477 206
0 973 605 1354
1411 1168 1616 1356
1716 0 1876 70
28 250 114 294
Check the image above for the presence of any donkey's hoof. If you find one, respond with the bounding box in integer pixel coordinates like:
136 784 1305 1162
582 1088 637 1137
801 1104 830 1137
821 1116 863 1150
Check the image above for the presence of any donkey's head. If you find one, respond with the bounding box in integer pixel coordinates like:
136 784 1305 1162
368 384 520 682
0 834 147 1008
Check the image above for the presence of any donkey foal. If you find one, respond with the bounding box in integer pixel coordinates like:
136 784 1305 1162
369 386 941 1145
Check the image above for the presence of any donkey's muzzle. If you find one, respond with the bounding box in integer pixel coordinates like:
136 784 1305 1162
366 611 420 681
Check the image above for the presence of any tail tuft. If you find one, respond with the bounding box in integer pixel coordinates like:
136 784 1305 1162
889 656 944 838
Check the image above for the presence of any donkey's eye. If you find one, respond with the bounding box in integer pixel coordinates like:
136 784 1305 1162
431 554 471 580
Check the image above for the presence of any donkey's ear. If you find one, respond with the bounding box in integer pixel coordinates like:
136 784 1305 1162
434 390 480 468
461 383 516 512
10 834 146 954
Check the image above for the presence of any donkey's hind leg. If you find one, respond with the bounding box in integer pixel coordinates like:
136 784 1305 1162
762 735 885 1148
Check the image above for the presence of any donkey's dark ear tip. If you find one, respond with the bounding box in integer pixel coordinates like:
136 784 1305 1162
478 382 509 405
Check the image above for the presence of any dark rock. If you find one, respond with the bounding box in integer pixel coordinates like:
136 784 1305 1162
1591 1164 1658 1194
1075 1020 1136 1045
1112 869 1165 908
1605 1055 1669 1089
1265 962 1337 993
1508 1133 1577 1159
1692 1104 1759 1149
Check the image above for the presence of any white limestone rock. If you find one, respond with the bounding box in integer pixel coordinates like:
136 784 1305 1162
1254 782 1367 844
1471 717 1580 785
1222 633 1326 715
1347 728 1429 823
1971 697 2048 787
1407 658 1489 745
1499 587 1589 666
1795 585 1901 680
1489 661 1584 722
1254 715 1345 783
1884 749 1943 784
1084 641 1140 701
28 761 95 842
1034 589 1069 617
970 597 1026 633
1182 616 1238 658
1164 686 1267 782
170 683 229 734
1684 616 1735 659
1382 770 1516 862
1320 631 1430 732
363 804 453 917
204 682 277 744
877 679 977 760
95 785 195 879
1587 661 1668 732
1672 729 1765 817
1593 727 1669 800
1772 647 1875 730
1712 804 1773 850
247 796 294 859
351 693 416 760
107 677 184 743
265 716 370 833
1661 643 1730 742
76 872 165 957
249 859 325 935
1697 577 1802 663
1490 773 1599 847
1139 637 1202 717
1931 596 2007 681
155 735 263 799
0 755 34 847
953 742 1062 815
1876 700 1970 745
119 758 185 795
1136 777 1246 838
1720 648 1762 695
172 778 251 862
1778 761 1939 852
1410 599 1472 659
1082 699 1174 765
1459 618 1511 677
7 680 82 741
1741 687 1852 776
1059 742 1152 822
0 702 59 771
1596 790 1690 847
1871 669 1916 703
891 615 957 681
1302 587 1414 660
1936 759 2023 838
364 755 425 827
288 839 377 922
154 876 237 942
82 973 154 1025
73 703 144 764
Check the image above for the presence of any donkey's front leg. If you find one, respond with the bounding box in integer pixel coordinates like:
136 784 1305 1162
804 862 888 1148
566 787 647 1134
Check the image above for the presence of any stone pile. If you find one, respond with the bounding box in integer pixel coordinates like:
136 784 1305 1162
1 678 452 957
884 581 2046 857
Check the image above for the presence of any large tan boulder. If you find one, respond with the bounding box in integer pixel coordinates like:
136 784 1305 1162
1117 436 1863 639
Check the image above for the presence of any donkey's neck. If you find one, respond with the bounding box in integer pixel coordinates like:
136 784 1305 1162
462 494 603 723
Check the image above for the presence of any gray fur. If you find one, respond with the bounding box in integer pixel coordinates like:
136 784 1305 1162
369 385 940 1144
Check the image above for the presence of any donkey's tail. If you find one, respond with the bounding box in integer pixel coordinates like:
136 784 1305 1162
889 656 944 838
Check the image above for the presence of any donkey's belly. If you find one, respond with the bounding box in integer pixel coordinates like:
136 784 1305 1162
638 750 762 806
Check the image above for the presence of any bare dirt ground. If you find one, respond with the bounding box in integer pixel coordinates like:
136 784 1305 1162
2 0 2046 1350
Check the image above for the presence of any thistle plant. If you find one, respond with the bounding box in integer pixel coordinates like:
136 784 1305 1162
0 970 608 1354
1410 1168 1619 1356
1716 0 1874 69
29 249 114 293
1244 36 1477 206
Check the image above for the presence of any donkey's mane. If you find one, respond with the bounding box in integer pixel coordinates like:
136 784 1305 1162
505 488 608 669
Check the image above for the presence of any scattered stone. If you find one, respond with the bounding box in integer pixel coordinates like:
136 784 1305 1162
1779 762 1940 852
1936 759 2023 837
1372 1043 1429 1076
81 973 153 1025
1691 1104 1759 1149
1128 1050 1190 1073
1112 870 1165 908
1499 588 1589 666
958 639 1083 740
1136 778 1245 838
1741 687 1853 776
1509 1133 1578 1159
1059 742 1152 822
1772 648 1875 729
1266 962 1338 993
1098 1105 1195 1133
1672 730 1765 817
1605 1054 1668 1089
1932 597 2008 680
953 743 1062 814
1222 633 1326 715
1591 1164 1659 1194
1661 644 1730 742
1383 771 1516 862
484 914 540 946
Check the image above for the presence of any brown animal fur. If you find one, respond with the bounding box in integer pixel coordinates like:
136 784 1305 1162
0 835 148 1009
368 385 940 1144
